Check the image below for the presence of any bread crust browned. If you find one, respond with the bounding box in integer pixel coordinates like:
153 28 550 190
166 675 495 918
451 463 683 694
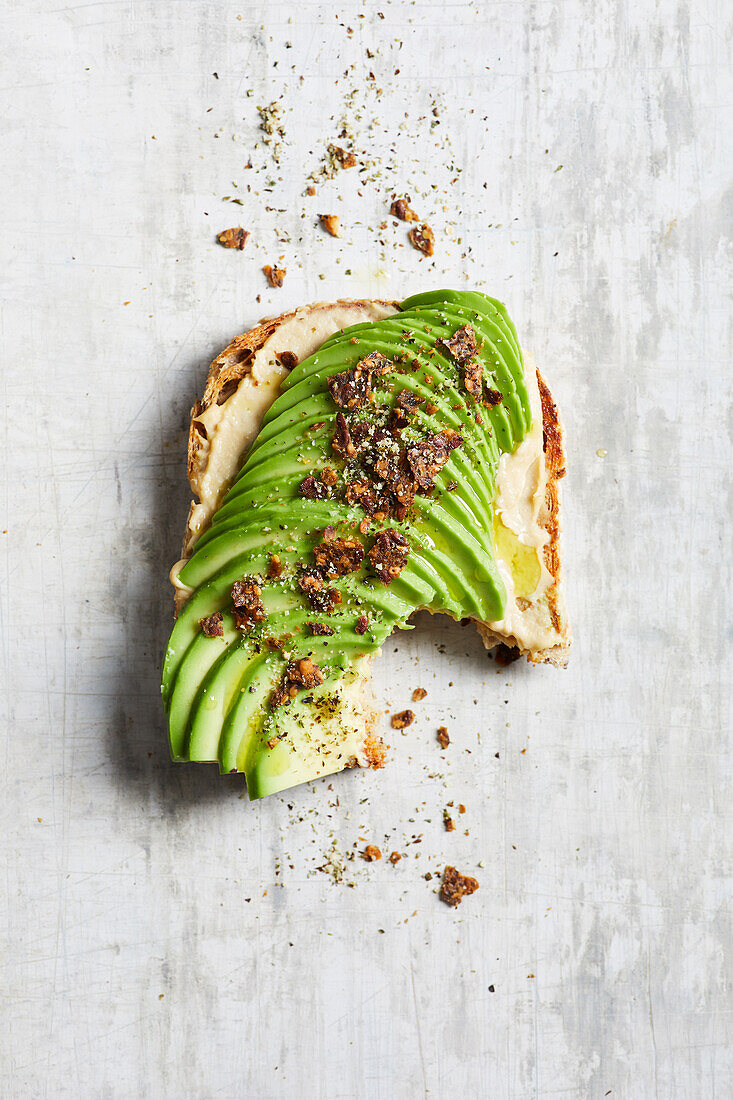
473 368 570 665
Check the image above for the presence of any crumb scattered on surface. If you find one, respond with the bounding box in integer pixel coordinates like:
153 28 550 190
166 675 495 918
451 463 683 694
319 213 341 237
217 227 249 249
443 810 455 832
257 101 285 161
391 709 414 729
263 264 286 287
362 844 382 861
412 687 427 702
437 725 450 748
408 223 435 256
389 851 402 864
440 865 479 907
390 196 419 222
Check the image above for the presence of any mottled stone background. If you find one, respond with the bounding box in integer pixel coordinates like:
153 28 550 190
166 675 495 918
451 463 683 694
2 1 731 1097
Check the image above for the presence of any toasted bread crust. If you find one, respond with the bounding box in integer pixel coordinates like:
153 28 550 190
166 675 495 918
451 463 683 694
537 372 569 645
473 368 570 665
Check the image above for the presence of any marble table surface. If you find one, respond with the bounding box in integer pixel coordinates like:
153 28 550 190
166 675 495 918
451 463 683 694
2 1 731 1096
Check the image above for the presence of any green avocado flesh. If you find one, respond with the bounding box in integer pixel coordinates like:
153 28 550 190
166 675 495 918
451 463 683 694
162 290 532 798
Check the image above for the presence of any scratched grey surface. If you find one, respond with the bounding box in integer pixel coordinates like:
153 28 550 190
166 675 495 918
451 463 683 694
2 1 731 1097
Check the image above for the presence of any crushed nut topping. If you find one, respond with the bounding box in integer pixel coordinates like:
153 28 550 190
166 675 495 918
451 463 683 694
312 534 365 577
484 387 503 407
463 360 483 400
391 709 414 729
345 478 388 518
357 350 393 376
437 725 450 748
362 844 382 861
425 401 438 415
217 227 250 250
306 622 335 636
440 865 479 907
396 389 425 413
327 351 392 411
368 528 409 584
408 223 435 256
371 448 415 513
412 687 427 702
406 430 463 491
199 611 224 638
298 475 330 500
441 324 478 364
230 578 265 632
354 615 369 635
270 657 325 708
331 412 356 457
320 466 338 487
330 145 357 168
327 368 370 410
319 213 341 237
262 264 286 287
349 420 375 449
267 554 283 580
298 568 342 614
390 196 419 222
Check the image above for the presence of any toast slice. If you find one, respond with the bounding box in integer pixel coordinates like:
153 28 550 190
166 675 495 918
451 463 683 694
164 294 570 797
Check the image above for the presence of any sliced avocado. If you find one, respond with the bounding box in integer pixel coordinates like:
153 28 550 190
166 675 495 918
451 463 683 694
162 291 534 798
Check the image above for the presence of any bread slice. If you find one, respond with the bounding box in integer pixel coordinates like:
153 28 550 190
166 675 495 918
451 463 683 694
166 296 570 792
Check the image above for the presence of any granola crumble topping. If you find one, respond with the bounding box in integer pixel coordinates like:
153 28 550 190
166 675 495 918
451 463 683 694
298 569 342 614
270 657 325 708
312 534 365 577
199 611 224 638
267 554 283 580
441 324 478 364
406 430 463 491
298 475 330 500
230 579 265 632
306 622 335 636
368 528 409 584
